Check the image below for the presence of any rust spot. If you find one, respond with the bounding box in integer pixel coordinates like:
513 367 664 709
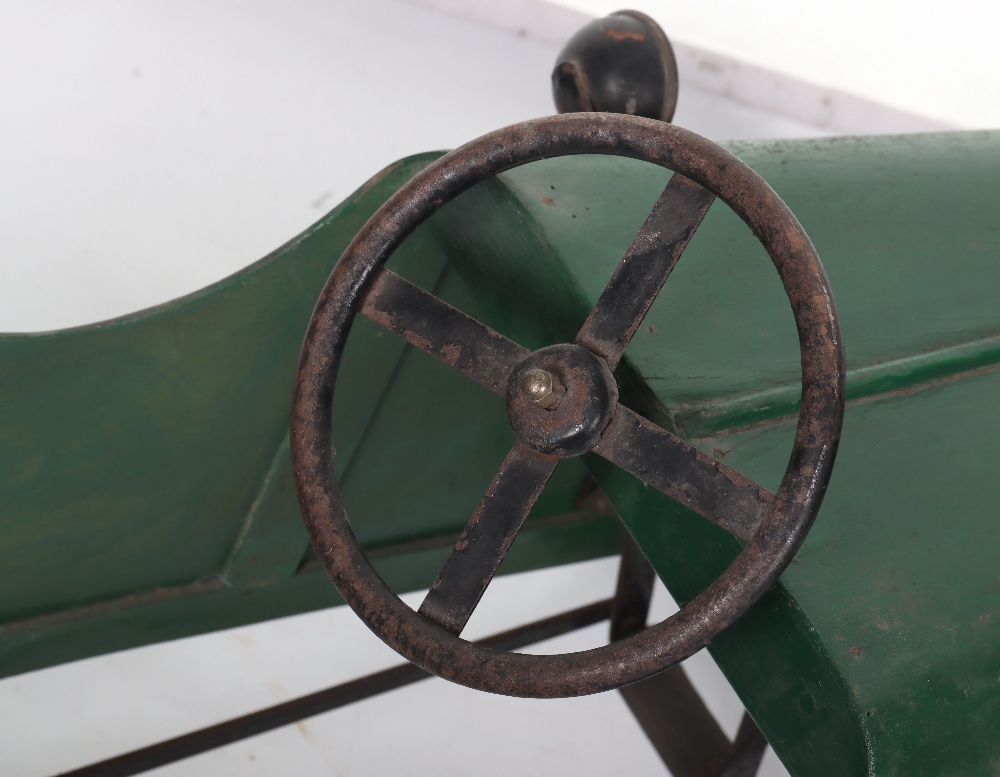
441 343 461 364
850 646 862 657
605 28 645 42
540 196 555 205
406 331 433 351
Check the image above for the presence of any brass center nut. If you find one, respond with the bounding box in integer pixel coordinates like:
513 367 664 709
520 368 565 410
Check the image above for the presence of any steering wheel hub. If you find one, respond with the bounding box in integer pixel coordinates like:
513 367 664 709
505 344 618 457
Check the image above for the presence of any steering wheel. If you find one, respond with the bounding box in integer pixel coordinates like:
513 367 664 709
290 113 845 698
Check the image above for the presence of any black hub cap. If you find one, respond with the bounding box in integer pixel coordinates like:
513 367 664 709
505 344 618 457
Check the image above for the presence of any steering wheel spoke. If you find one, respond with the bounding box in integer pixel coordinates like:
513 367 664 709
576 174 716 369
418 443 559 635
361 269 529 395
594 406 772 543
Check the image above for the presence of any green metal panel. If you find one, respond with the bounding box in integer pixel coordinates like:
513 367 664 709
708 367 1000 777
592 365 1000 776
452 132 1000 436
434 131 1000 775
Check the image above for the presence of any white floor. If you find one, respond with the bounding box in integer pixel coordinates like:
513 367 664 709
0 1 934 774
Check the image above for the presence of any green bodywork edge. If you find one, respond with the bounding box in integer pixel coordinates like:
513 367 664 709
0 153 437 342
0 513 621 680
221 256 455 589
589 455 870 777
678 333 1000 439
0 152 439 671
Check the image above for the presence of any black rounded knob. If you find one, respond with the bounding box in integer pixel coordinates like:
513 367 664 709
552 10 678 122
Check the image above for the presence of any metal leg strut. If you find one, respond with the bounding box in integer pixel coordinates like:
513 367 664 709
55 598 612 777
611 533 768 777
54 535 770 777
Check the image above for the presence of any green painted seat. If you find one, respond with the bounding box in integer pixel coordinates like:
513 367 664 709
430 130 1000 776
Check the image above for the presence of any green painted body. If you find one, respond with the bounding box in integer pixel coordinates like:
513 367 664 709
2 129 999 774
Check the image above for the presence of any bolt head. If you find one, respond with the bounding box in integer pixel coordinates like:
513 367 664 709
521 368 555 403
505 344 618 457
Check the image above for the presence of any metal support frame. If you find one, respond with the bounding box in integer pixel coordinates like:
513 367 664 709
56 534 769 777
612 533 768 777
56 600 611 776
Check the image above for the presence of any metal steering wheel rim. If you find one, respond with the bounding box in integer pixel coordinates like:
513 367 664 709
291 113 845 699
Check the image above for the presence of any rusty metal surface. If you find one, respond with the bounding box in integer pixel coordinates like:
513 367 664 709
506 344 618 457
594 406 773 542
621 670 735 777
611 532 731 777
609 532 658 643
291 112 845 698
417 443 558 634
611 534 767 777
716 715 769 777
361 268 529 394
576 173 715 369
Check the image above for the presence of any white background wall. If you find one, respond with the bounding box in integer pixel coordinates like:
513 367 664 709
551 0 1000 129
0 0 839 334
0 1 987 775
